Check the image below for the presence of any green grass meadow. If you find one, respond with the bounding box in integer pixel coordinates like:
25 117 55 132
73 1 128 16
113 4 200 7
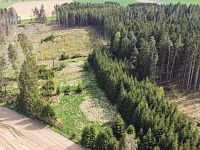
163 0 200 5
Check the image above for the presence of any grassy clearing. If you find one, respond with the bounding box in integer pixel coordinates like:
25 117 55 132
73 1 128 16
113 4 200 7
3 24 116 141
0 1 13 9
34 25 116 140
19 16 55 25
38 28 96 61
162 0 200 5
51 57 116 141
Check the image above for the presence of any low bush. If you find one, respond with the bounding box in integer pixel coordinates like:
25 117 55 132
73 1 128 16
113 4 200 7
59 54 70 61
75 84 83 94
56 86 61 95
52 63 66 72
64 86 70 95
41 34 55 43
70 54 83 59
37 65 54 80
41 80 55 97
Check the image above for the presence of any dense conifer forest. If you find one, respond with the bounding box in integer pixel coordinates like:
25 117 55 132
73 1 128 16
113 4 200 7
55 2 200 91
55 2 200 149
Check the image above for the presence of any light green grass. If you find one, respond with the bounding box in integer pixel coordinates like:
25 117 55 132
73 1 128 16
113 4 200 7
0 1 14 9
51 58 111 140
0 0 44 9
75 0 137 5
162 0 200 5
38 28 95 61
20 16 55 25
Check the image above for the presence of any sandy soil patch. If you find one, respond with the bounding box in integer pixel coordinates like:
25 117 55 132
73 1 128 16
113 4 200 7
137 0 162 4
0 107 83 150
9 0 72 19
80 99 117 124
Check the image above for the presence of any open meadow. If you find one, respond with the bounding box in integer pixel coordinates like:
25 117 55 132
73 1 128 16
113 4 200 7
163 0 200 5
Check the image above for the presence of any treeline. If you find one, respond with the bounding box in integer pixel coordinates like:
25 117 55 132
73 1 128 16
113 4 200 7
55 2 200 91
55 2 200 149
17 34 56 123
0 7 18 27
89 48 200 149
81 115 137 150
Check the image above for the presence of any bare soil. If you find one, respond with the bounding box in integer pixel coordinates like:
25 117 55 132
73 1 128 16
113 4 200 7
137 0 162 4
0 107 83 150
9 0 72 19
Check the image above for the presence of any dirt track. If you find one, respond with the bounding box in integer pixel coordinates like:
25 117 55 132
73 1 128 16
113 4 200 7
0 107 83 150
10 0 72 19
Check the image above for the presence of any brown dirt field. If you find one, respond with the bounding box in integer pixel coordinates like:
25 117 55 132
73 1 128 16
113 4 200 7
137 0 162 4
0 107 84 150
9 0 73 19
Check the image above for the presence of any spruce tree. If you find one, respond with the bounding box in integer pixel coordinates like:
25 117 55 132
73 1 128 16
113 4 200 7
16 52 42 117
111 115 125 139
81 126 96 149
149 36 158 83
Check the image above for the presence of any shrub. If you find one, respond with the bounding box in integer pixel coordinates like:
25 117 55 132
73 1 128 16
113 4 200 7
70 54 83 59
75 84 83 94
111 115 125 139
41 80 55 97
52 63 66 72
96 128 119 150
81 126 96 149
60 63 66 69
41 102 56 124
127 125 135 135
84 62 90 71
64 86 70 95
59 53 70 61
56 86 61 95
37 65 54 80
41 34 55 43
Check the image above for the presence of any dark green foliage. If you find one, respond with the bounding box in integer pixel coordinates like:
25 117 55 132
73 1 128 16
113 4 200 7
70 54 83 59
56 86 61 95
88 48 200 149
96 128 119 150
81 126 96 149
56 2 200 149
16 35 55 124
59 53 70 60
37 65 54 80
75 84 83 94
127 125 135 135
83 62 89 71
111 115 125 139
0 57 5 97
64 86 70 95
56 2 200 91
41 80 55 97
41 34 55 43
8 44 17 66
